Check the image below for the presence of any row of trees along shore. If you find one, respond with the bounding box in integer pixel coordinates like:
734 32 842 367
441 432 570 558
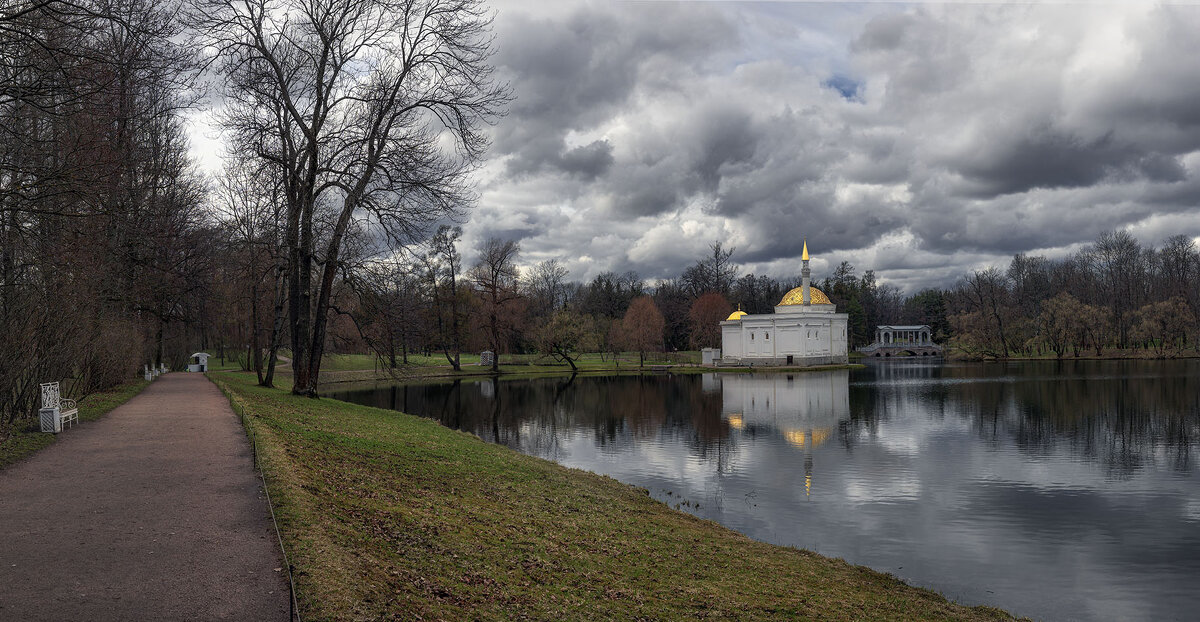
5 2 1200 430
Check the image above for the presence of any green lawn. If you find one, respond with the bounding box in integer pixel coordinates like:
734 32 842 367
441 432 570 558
212 370 1017 622
0 378 151 470
320 352 471 370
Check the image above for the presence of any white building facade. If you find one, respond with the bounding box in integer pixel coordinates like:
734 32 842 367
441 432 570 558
718 243 849 366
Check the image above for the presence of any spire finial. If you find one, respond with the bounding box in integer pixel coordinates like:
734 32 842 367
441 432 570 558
802 239 809 261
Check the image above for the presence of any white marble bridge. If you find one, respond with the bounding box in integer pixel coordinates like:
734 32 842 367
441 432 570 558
858 324 943 357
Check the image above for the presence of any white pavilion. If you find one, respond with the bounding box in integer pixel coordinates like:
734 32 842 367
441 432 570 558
718 242 848 366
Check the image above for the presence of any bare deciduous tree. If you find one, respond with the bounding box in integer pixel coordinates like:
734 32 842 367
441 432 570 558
523 258 569 316
469 238 520 373
426 225 466 370
193 0 510 395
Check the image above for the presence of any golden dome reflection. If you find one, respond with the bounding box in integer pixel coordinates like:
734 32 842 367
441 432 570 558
778 286 831 306
782 428 831 449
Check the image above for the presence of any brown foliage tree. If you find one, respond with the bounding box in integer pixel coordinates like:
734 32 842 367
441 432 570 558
1132 297 1197 355
687 292 732 349
620 295 664 367
1038 293 1083 358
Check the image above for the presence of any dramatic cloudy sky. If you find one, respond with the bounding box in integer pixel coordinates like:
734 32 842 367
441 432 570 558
191 1 1200 291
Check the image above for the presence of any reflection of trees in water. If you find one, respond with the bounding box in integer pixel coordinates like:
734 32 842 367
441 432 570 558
981 369 1196 476
843 362 947 450
847 360 1200 475
334 361 1198 477
349 375 735 463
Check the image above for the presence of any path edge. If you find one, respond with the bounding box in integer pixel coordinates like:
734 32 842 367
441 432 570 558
209 373 302 622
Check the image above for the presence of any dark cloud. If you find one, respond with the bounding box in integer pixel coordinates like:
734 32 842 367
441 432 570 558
492 4 737 175
558 141 614 180
691 105 759 193
953 128 1133 196
852 12 918 53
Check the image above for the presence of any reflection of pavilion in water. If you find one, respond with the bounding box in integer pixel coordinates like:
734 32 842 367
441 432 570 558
709 371 850 495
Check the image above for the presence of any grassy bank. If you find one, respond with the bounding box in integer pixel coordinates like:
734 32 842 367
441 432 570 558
212 370 1015 621
0 378 151 470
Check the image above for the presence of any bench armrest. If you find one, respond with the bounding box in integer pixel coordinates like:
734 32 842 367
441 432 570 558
60 399 77 412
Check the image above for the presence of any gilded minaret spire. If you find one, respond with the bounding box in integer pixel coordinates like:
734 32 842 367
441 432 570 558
801 239 811 305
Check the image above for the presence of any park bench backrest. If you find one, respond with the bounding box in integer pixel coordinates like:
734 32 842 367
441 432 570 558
40 382 61 410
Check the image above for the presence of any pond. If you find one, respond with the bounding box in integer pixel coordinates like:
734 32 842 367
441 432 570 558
327 360 1200 622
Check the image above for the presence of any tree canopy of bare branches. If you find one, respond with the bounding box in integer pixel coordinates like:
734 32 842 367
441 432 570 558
191 0 510 395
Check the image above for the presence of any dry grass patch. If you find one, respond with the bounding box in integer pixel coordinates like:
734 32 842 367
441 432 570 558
214 371 1019 622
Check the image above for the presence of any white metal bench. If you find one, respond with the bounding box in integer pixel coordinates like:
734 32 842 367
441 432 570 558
40 382 78 433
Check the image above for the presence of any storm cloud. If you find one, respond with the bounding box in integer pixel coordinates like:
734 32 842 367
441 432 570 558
461 2 1200 291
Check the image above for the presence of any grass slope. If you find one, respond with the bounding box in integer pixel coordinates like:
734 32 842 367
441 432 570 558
214 371 1016 622
0 379 151 470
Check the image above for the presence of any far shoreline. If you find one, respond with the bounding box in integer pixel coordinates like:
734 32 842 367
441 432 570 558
310 360 867 389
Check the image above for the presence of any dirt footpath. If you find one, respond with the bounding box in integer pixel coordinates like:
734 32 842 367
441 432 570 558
0 373 289 621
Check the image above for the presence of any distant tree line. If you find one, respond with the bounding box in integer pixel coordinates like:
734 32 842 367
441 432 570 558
324 229 1200 371
947 231 1199 358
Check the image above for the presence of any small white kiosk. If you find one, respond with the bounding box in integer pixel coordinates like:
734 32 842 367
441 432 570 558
188 352 211 372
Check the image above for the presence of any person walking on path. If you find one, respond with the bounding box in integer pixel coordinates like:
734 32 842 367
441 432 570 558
0 372 290 621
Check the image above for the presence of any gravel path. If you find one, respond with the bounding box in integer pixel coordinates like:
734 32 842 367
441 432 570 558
0 373 290 621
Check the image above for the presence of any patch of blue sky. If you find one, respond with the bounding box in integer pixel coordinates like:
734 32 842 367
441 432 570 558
822 74 862 101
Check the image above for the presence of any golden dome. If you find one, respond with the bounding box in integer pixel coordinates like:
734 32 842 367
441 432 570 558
779 286 831 306
726 310 748 321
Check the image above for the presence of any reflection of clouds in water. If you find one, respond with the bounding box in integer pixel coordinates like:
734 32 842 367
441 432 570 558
842 472 922 503
706 365 1199 621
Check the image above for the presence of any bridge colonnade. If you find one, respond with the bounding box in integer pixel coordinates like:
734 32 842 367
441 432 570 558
875 326 932 346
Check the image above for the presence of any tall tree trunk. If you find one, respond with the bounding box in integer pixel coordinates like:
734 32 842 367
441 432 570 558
251 281 263 384
448 278 461 372
489 308 500 373
263 266 287 388
289 196 313 395
155 317 164 367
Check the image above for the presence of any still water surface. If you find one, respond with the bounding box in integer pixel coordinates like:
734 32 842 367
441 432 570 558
328 360 1200 621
